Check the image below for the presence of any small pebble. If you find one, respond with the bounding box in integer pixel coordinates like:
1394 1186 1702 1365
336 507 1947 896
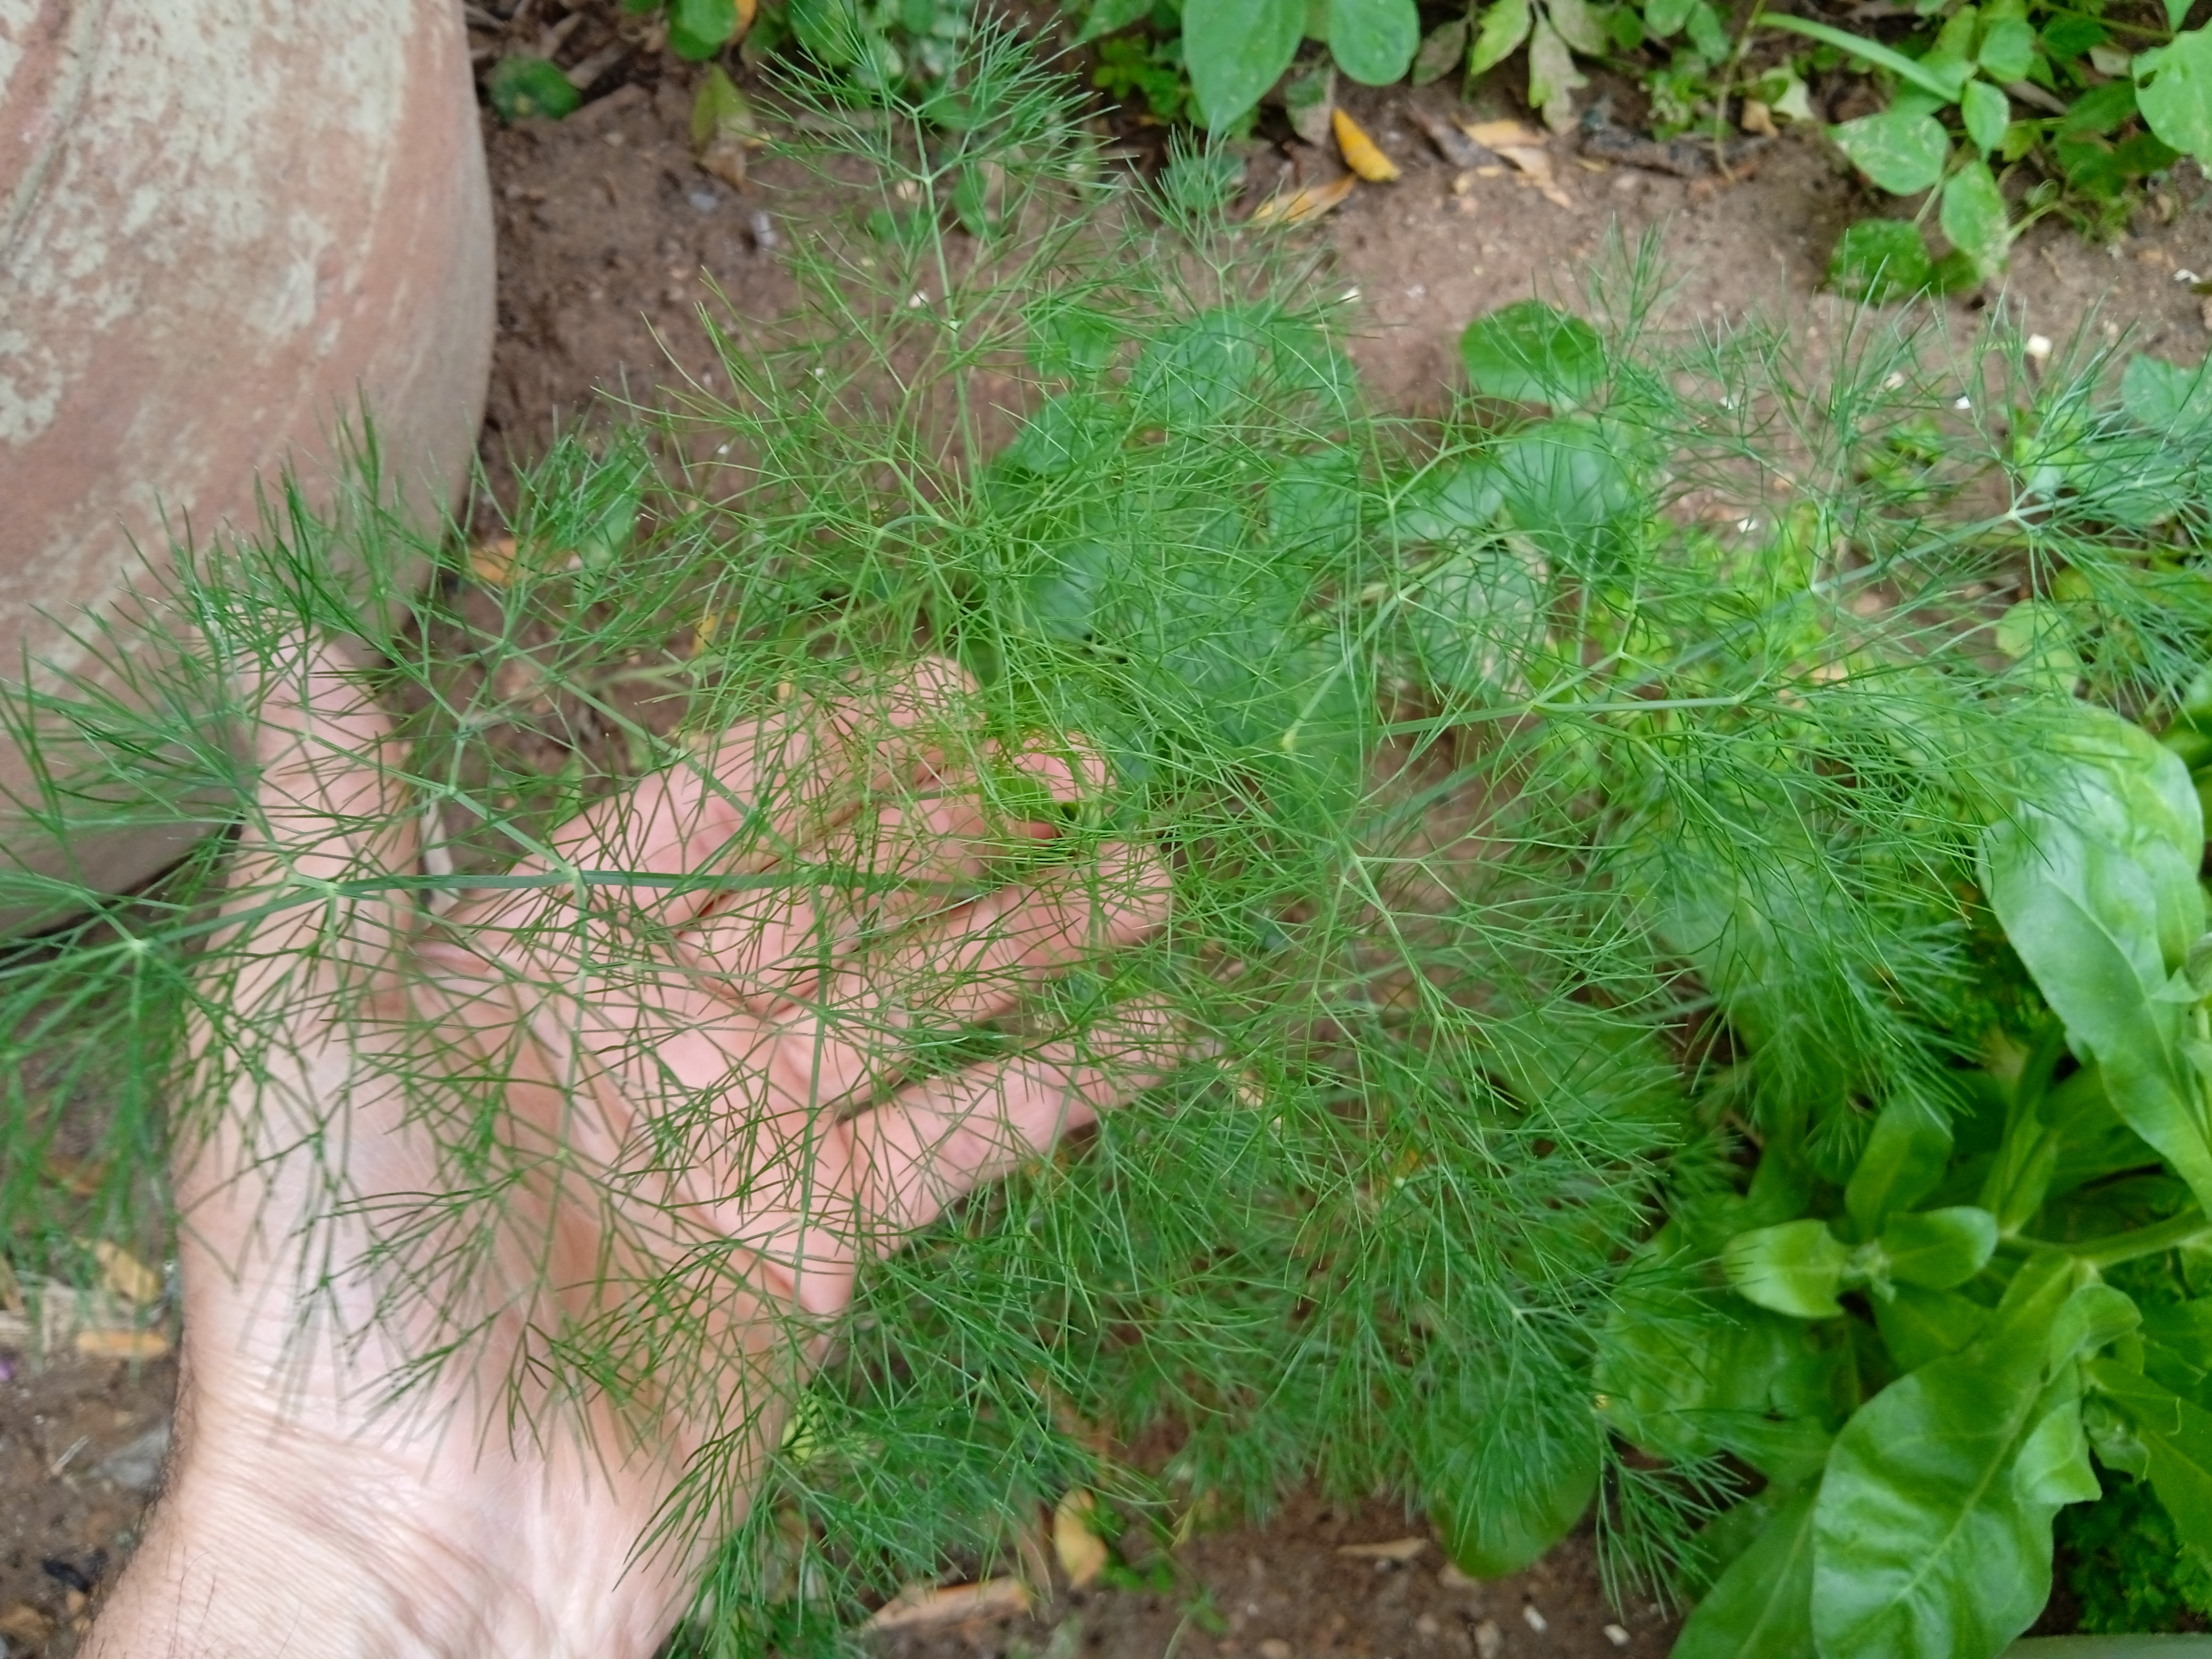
1416 1615 1441 1637
688 189 719 212
748 208 781 252
2025 333 2052 361
1259 1640 1293 1659
1522 1605 1548 1634
1604 1626 1631 1648
1474 1619 1503 1659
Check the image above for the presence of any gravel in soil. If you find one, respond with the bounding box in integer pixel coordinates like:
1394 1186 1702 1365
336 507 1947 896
6 11 2210 1655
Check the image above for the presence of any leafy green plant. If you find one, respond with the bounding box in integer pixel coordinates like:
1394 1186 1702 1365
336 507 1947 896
9 31 2212 1659
2059 1470 2212 1633
631 0 976 89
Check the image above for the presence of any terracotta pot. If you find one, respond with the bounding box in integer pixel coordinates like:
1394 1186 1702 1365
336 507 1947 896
0 0 493 916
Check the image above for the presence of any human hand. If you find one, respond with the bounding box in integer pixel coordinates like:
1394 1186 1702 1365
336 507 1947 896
89 638 1178 1658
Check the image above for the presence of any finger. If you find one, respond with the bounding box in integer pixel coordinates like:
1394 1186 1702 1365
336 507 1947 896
675 737 1095 1009
443 657 981 946
837 1002 1190 1242
217 634 418 980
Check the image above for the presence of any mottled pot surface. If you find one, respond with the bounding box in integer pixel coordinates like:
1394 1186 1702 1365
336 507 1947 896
0 0 493 901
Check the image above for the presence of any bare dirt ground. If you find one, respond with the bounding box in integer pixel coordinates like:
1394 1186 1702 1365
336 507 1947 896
4 8 2210 1654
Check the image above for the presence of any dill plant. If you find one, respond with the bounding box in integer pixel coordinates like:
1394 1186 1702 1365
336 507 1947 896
4 32 2212 1658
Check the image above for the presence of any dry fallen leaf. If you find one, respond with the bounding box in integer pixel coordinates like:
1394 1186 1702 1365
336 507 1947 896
867 1578 1032 1630
1250 172 1356 227
1459 118 1547 149
469 535 519 584
1054 1492 1111 1587
1740 98 1778 137
1484 136 1574 210
1333 109 1402 182
93 1241 162 1306
1338 1536 1430 1562
76 1327 169 1361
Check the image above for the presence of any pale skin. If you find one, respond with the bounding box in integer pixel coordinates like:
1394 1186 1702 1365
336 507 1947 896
86 639 1178 1658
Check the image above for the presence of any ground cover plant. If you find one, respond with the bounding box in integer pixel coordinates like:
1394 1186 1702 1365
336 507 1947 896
7 32 2212 1659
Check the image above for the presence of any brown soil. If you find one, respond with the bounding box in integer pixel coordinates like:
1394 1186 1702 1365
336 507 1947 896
4 6 2210 1655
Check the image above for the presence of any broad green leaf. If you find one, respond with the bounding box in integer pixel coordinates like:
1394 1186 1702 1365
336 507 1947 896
1411 546 1546 699
1809 1252 2079 1659
1392 457 1505 545
1494 417 1637 569
1672 1486 1819 1659
1526 14 1588 129
1079 0 1157 39
1766 13 1971 99
1548 0 1610 54
1328 0 1419 83
1646 0 1695 33
1831 108 1952 195
1847 1091 1954 1234
1940 158 2013 278
1411 16 1469 83
1725 1219 1849 1318
1596 1287 1829 1461
1979 18 2037 78
2087 1358 2212 1551
1879 1206 1999 1291
1459 301 1606 406
2049 1284 2141 1371
2141 1297 2212 1369
1004 393 1118 477
1682 1484 1811 1601
1875 1285 1991 1371
2083 1396 2153 1476
668 0 741 55
1184 0 1305 128
487 57 583 122
1026 301 1124 383
2121 354 2212 438
1960 78 2010 152
2171 0 2196 31
1468 0 1534 75
2136 27 2212 162
1981 706 2212 1219
1828 218 1936 304
1431 1415 1601 1576
2014 1371 2101 1507
1131 310 1265 426
691 65 753 146
1685 0 1731 57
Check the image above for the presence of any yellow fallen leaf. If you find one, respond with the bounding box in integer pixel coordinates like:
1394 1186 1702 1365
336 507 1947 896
1054 1492 1110 1587
75 1327 169 1362
1251 171 1356 227
92 1241 162 1306
1333 109 1401 182
734 0 759 33
691 611 722 656
470 535 519 584
1493 143 1574 210
866 1578 1032 1630
1460 118 1548 148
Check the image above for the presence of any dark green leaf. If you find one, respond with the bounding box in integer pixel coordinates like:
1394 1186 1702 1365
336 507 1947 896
1459 300 1606 407
1329 0 1420 83
1412 545 1546 699
1879 1207 1999 1291
1847 1091 1954 1234
2049 1282 2142 1368
487 56 584 122
1494 417 1637 569
668 0 741 56
1725 1219 1850 1318
1874 1285 1991 1372
1431 1415 1601 1577
1003 393 1118 476
1673 1486 1820 1659
1828 219 1937 304
1080 0 1158 41
1646 0 1694 37
2142 1298 2212 1370
1831 108 1952 195
1184 0 1305 127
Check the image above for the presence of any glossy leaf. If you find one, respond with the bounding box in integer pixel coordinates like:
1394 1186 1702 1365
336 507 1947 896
1725 1219 1849 1318
1184 0 1305 128
1832 108 1952 195
2049 1282 2142 1369
1328 0 1420 85
1878 1206 1999 1291
1981 706 2212 1219
2136 27 2212 162
2086 1358 2212 1551
1810 1253 2078 1659
1672 1486 1820 1659
1847 1091 1954 1234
